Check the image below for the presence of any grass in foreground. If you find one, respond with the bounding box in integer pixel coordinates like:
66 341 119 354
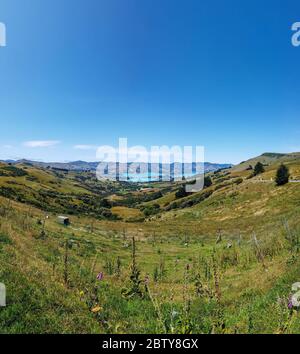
1 192 300 333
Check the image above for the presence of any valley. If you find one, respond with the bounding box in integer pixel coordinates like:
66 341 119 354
0 152 300 333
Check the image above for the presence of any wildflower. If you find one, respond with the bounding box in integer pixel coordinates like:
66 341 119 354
91 305 103 313
97 272 104 281
144 275 150 285
79 290 84 297
288 296 293 310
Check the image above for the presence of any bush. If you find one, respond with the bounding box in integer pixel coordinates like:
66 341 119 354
0 165 28 177
0 233 12 245
234 178 243 185
175 186 188 199
143 204 160 217
204 176 212 188
99 198 111 208
165 190 213 210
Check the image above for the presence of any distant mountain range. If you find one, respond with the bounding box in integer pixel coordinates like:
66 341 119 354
4 152 300 177
1 159 233 175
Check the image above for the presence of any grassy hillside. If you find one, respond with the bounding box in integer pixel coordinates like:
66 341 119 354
0 162 142 220
232 152 300 172
1 155 300 333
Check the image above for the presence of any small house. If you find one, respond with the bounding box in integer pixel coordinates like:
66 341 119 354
57 216 70 226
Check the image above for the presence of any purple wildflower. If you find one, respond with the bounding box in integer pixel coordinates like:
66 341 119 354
144 275 150 285
288 296 293 309
97 272 104 281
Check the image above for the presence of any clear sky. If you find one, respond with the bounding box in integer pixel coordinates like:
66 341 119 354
0 0 299 164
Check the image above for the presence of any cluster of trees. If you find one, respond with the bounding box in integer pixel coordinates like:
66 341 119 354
166 190 213 211
175 176 213 199
114 190 163 208
0 165 28 177
252 161 290 186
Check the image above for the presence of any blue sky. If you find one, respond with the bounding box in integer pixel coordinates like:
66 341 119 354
0 0 299 164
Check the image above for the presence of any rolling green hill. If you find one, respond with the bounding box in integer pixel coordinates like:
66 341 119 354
0 162 141 219
1 153 300 334
232 152 300 172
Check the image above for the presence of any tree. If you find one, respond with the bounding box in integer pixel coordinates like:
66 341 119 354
204 176 212 188
275 164 290 186
253 162 265 176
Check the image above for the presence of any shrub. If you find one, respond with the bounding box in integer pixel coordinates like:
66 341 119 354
0 165 28 177
143 204 160 217
175 186 188 199
165 202 178 211
0 232 12 245
204 176 212 188
234 178 243 185
165 190 213 210
99 198 111 208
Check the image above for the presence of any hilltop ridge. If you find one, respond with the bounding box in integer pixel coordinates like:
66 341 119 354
232 152 300 172
0 159 232 173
